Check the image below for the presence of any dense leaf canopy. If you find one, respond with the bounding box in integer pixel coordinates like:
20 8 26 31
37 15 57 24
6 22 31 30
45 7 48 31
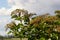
6 9 60 40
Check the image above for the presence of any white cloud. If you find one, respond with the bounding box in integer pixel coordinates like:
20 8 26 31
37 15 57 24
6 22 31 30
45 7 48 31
7 0 60 15
0 0 60 16
0 7 10 16
7 0 53 15
0 20 2 23
0 31 7 36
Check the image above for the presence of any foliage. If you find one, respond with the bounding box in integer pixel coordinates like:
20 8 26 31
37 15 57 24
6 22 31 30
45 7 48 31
6 9 60 40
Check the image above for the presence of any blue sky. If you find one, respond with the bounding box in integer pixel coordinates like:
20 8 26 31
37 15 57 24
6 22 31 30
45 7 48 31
0 0 11 8
0 0 7 8
0 0 60 36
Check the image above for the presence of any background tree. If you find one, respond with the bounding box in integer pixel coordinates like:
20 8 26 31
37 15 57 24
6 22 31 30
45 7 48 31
6 9 60 40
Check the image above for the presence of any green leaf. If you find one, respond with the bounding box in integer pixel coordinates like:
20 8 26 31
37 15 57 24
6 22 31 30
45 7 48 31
15 17 21 20
11 15 17 18
40 37 45 40
7 31 12 34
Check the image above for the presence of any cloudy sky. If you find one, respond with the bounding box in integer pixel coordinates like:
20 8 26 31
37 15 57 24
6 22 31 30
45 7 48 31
0 0 60 36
